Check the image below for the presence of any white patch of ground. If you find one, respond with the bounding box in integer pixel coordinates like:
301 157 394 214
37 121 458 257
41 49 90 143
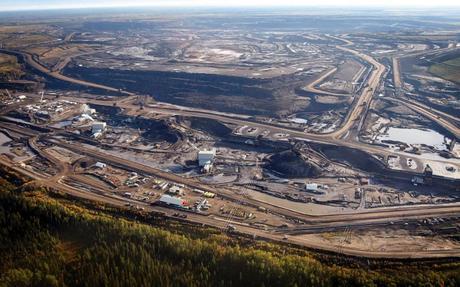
377 127 450 151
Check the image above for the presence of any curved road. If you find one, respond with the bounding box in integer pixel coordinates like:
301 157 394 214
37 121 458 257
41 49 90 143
2 36 460 258
3 137 460 259
0 48 135 96
302 67 351 97
385 97 460 139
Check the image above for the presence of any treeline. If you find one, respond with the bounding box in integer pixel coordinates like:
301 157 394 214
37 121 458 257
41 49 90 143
0 54 24 80
0 175 459 287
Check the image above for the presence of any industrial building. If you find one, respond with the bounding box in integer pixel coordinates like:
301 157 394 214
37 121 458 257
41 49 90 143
91 121 107 138
94 162 107 169
305 183 319 192
159 194 189 208
167 185 185 196
81 103 96 115
198 149 216 166
198 149 216 173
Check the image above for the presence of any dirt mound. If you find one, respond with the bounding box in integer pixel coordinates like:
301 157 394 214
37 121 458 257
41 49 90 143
188 117 232 138
310 143 386 173
91 104 179 143
267 150 322 178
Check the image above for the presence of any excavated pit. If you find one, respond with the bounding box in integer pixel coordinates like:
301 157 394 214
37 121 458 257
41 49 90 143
90 103 180 143
266 150 322 178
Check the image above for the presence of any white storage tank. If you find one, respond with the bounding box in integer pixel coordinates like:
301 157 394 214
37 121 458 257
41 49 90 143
94 162 107 169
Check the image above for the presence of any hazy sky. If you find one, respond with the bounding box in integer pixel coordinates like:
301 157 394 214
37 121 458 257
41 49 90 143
1 0 460 11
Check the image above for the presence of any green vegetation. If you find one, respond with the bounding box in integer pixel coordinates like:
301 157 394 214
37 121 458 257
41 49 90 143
1 168 460 287
0 53 24 80
429 56 460 84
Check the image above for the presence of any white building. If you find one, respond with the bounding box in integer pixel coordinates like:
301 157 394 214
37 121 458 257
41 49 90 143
92 122 106 133
81 104 96 115
198 149 216 167
94 162 106 169
168 186 184 196
92 122 107 138
305 183 319 192
203 162 212 173
76 113 94 122
159 194 188 207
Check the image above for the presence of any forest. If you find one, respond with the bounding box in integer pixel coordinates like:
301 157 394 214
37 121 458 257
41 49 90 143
1 166 459 287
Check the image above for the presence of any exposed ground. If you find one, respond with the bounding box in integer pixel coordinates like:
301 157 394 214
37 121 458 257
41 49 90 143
0 9 459 261
0 53 23 80
429 56 460 84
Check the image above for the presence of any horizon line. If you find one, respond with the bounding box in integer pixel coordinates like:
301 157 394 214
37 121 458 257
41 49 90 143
2 4 460 13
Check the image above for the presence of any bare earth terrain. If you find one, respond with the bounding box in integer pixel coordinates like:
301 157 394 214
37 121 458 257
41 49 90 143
1 7 460 260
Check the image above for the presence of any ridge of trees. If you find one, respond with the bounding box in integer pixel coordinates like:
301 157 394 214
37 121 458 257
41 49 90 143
0 170 459 287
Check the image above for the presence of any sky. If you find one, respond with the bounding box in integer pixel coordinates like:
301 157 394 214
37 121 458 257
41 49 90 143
1 0 460 11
